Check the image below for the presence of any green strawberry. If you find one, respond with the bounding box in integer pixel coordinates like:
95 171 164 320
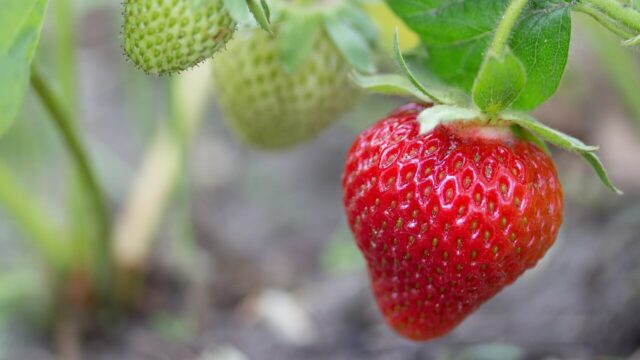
212 2 377 149
123 0 272 75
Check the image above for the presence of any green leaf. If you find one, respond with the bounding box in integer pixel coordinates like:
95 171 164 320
622 33 640 46
387 0 507 90
325 14 375 73
246 0 272 34
501 111 622 194
472 48 527 117
350 72 433 102
278 13 322 73
417 104 481 134
223 0 251 23
260 0 270 21
403 52 473 106
510 1 572 110
0 0 49 135
338 4 379 44
509 124 550 154
502 111 597 152
393 31 449 104
581 151 623 195
387 0 573 110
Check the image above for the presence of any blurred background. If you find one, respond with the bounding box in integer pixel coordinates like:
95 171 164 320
1 1 640 359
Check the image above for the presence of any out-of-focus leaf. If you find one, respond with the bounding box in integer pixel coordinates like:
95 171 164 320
278 12 321 73
325 14 375 73
0 0 49 135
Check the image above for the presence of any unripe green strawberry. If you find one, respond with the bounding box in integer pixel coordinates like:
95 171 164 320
213 28 361 148
212 1 377 149
123 0 235 75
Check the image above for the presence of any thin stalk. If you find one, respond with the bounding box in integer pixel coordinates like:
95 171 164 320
575 3 635 38
30 66 109 242
582 0 640 33
54 0 77 111
489 0 530 55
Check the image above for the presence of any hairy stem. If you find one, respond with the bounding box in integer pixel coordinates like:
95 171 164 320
30 66 109 242
490 0 530 55
54 0 77 111
581 0 640 33
575 3 635 38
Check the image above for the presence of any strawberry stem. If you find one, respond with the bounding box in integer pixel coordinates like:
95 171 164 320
489 0 530 55
575 3 635 39
580 0 640 33
30 66 110 245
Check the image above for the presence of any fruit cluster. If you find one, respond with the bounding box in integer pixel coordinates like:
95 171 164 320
121 0 624 343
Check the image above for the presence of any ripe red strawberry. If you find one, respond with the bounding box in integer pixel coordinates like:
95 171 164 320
342 103 563 340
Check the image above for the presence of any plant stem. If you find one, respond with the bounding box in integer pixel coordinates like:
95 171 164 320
30 66 109 242
582 0 640 33
575 3 635 38
54 0 77 111
490 0 530 55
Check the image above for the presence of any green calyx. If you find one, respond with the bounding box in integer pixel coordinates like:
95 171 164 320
352 30 622 195
270 0 378 73
223 0 272 33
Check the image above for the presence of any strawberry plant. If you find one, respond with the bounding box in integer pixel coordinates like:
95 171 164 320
345 0 639 341
0 0 639 356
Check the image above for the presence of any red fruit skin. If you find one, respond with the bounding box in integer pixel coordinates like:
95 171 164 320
342 103 563 341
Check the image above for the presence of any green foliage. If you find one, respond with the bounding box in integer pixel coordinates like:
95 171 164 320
273 1 378 74
353 0 630 194
502 111 622 194
0 0 49 135
223 0 252 22
246 0 272 34
509 1 572 109
325 14 375 73
279 12 322 73
472 49 526 116
351 73 433 102
386 0 572 111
